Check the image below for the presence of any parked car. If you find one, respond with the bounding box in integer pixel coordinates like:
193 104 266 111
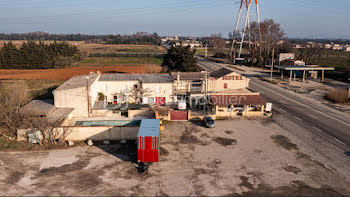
203 116 215 128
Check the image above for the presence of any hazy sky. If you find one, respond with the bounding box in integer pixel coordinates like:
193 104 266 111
0 0 349 39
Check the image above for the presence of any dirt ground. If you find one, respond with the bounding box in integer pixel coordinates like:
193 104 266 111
0 65 161 80
0 118 349 196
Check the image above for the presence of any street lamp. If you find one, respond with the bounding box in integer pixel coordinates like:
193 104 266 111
86 76 90 118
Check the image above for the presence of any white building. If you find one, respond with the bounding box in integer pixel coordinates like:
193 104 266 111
279 53 295 63
175 40 202 48
53 68 265 120
325 44 332 49
53 73 175 118
346 46 350 52
332 44 343 51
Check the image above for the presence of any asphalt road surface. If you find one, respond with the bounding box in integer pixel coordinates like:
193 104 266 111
197 57 350 152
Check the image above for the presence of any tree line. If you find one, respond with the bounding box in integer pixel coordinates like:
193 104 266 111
161 45 201 72
0 32 161 45
0 41 80 69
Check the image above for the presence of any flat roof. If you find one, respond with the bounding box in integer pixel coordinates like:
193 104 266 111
22 100 55 116
22 100 74 123
54 74 99 92
171 72 206 80
137 119 160 137
275 65 335 71
100 73 174 83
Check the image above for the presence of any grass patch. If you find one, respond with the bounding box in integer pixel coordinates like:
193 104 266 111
212 137 237 146
180 125 201 144
282 166 302 174
271 135 298 151
259 77 278 84
78 57 163 66
81 59 98 64
0 79 63 99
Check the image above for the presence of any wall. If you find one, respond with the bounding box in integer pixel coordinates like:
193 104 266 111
54 87 89 118
214 105 264 118
142 83 175 105
209 72 250 92
97 80 139 103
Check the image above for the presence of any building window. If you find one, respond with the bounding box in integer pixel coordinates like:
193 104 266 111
224 83 228 89
148 97 155 105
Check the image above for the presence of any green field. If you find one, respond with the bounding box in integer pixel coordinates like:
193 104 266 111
314 51 350 70
79 57 163 66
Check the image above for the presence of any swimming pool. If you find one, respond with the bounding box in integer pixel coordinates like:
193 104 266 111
75 120 141 127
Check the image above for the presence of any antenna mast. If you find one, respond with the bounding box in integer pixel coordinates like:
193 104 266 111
230 0 262 63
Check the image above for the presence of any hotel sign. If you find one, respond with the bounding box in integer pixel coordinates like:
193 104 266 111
223 75 244 80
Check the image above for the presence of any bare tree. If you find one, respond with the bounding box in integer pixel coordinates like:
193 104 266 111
297 47 323 65
25 116 71 145
0 82 71 144
250 19 285 65
125 83 153 104
0 82 31 136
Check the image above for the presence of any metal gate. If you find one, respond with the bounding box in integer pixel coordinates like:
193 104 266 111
170 111 188 121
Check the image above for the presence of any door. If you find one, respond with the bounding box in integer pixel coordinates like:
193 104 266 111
113 96 118 104
144 137 154 162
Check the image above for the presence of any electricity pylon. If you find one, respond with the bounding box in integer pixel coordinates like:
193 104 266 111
230 0 262 63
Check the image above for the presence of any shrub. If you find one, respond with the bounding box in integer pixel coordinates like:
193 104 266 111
98 92 105 101
325 88 349 104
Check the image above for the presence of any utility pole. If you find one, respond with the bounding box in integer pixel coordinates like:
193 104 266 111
205 43 208 58
204 70 208 114
270 48 275 81
348 78 350 99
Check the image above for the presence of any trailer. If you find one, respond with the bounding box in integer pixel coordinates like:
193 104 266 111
137 119 160 173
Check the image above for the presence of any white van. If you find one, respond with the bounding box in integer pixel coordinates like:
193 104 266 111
177 100 187 111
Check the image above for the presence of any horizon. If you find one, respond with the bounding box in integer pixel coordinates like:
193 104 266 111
0 0 350 39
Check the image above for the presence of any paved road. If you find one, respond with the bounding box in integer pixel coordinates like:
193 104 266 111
197 57 350 151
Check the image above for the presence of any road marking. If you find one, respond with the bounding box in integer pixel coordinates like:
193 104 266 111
334 138 346 145
251 81 350 128
307 114 318 119
312 126 322 132
279 108 286 113
294 116 303 121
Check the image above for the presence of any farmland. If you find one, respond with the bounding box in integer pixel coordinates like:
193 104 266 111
0 42 166 80
0 41 167 56
0 41 166 98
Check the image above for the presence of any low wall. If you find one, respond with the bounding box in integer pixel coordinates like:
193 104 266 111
128 109 154 119
56 126 139 141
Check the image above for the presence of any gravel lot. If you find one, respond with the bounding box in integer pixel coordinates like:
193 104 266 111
0 117 349 196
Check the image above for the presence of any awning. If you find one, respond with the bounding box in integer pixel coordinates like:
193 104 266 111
210 95 266 106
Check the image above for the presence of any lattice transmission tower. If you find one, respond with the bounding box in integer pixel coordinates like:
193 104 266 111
230 0 262 63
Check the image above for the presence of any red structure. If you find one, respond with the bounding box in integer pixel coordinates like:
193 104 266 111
137 119 160 173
